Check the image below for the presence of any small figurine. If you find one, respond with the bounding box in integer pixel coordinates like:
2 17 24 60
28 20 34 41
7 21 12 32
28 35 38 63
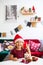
20 7 24 11
35 16 38 20
38 17 41 21
24 52 32 62
29 8 31 12
32 6 35 13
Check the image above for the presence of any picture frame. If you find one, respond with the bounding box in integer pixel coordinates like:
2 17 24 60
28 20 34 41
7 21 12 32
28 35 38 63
5 5 17 20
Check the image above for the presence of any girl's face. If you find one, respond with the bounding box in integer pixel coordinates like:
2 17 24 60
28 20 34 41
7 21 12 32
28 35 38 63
15 41 24 49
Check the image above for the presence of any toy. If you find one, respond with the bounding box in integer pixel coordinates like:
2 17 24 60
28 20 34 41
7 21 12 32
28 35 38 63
24 52 32 61
32 56 38 61
29 8 31 12
20 7 24 11
32 6 35 12
35 16 38 20
38 17 41 21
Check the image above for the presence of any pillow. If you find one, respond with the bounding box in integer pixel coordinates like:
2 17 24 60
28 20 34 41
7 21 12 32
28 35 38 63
29 41 40 51
39 40 43 51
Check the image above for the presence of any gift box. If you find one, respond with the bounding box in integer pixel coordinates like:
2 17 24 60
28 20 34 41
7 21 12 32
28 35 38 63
1 32 6 37
31 22 37 27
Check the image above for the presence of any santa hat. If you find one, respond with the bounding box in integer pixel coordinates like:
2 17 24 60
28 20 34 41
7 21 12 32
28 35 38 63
14 34 24 43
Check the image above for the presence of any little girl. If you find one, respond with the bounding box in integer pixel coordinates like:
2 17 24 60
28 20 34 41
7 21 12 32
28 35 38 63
9 34 37 61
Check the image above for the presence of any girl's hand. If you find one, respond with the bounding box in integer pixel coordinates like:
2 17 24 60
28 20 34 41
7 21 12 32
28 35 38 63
9 54 18 61
13 57 18 61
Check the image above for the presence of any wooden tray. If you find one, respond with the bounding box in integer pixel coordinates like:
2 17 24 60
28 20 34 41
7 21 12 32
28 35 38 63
20 10 35 15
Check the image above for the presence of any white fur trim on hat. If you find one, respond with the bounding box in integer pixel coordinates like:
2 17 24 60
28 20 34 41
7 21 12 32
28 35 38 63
15 38 24 43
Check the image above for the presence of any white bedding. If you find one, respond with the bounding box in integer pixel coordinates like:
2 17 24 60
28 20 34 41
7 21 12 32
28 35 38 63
0 58 43 65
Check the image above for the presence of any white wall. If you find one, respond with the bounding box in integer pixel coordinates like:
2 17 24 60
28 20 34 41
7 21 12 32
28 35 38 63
0 0 43 39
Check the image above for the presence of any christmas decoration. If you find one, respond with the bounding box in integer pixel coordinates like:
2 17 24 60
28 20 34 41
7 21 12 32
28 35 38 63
14 25 23 33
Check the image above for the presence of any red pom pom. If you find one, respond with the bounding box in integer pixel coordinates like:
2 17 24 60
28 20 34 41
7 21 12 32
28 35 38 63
21 59 25 63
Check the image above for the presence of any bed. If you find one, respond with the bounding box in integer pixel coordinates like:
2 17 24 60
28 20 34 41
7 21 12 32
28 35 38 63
0 58 43 65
